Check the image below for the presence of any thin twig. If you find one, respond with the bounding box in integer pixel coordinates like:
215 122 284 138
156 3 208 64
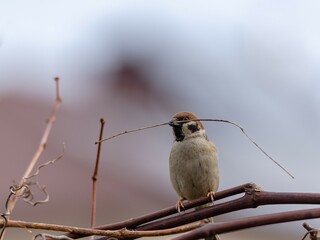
7 77 62 212
3 144 65 216
2 77 62 240
197 119 294 179
96 118 293 179
0 219 205 238
95 122 168 144
91 118 106 228
24 143 66 180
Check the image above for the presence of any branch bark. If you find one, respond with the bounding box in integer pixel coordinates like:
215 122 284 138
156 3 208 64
64 183 254 239
63 183 320 240
173 208 320 240
6 77 62 215
134 189 320 232
3 183 320 240
1 77 62 240
0 219 204 238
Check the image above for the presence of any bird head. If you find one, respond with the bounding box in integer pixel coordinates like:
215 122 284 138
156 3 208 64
169 112 205 142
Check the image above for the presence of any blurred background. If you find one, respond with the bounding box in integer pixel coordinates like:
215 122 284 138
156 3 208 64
1 1 320 239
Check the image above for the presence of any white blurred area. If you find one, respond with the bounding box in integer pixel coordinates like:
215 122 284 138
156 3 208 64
1 1 320 239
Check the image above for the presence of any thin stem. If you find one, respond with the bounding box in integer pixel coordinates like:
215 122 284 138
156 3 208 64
2 77 62 239
96 118 294 179
198 119 294 179
96 122 168 144
91 118 106 227
0 219 204 238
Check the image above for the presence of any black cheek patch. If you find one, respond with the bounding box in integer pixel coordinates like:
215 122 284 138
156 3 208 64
173 126 185 142
187 123 199 133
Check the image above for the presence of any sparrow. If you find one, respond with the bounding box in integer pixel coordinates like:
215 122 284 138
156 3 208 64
169 112 220 240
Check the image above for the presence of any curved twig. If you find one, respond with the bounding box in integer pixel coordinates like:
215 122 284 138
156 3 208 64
96 118 293 179
24 143 65 180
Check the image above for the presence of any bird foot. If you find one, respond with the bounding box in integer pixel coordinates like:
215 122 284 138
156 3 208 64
207 191 216 204
175 197 186 214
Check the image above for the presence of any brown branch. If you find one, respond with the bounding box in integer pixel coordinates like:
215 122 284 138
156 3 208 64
2 189 320 239
91 118 106 227
95 187 320 240
0 77 61 240
0 219 204 238
3 183 320 239
135 189 320 232
63 183 254 239
7 77 62 214
1 77 62 240
172 208 320 240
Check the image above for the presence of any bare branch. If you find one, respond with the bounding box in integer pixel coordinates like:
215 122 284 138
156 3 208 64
96 118 293 179
64 183 254 239
2 184 320 240
172 208 320 240
96 122 167 144
91 118 106 228
1 78 62 240
0 219 205 238
135 188 320 232
6 77 62 214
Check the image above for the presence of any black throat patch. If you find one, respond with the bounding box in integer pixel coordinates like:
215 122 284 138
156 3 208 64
173 125 185 142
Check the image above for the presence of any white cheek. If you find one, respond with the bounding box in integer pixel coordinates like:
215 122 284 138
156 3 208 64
182 124 192 135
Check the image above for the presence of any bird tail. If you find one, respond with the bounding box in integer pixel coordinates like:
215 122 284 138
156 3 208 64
196 204 221 240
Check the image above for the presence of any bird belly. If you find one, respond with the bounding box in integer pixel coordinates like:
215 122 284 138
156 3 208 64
169 138 219 200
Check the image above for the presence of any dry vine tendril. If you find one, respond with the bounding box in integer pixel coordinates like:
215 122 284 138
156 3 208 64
96 118 294 179
1 78 63 240
0 144 65 239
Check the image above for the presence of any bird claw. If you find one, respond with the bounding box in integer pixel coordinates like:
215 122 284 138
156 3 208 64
207 191 216 204
176 197 186 214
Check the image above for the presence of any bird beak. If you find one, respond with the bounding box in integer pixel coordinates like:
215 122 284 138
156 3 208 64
169 119 180 127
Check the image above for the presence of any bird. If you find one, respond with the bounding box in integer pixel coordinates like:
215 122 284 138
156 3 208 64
169 111 220 240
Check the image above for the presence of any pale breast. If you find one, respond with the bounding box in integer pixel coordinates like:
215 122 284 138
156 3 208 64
169 137 219 200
